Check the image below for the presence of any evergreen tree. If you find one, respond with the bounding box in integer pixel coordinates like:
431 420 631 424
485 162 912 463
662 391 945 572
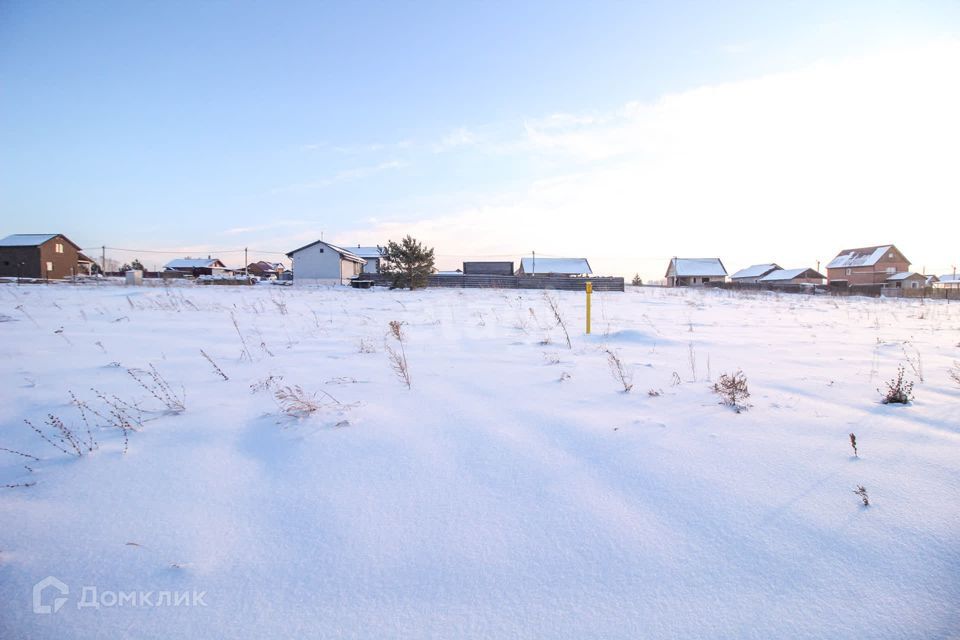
381 235 435 290
632 273 642 286
131 259 145 271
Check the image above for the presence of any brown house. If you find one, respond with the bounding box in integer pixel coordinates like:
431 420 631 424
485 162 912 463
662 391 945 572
825 245 910 286
247 261 285 278
0 233 84 280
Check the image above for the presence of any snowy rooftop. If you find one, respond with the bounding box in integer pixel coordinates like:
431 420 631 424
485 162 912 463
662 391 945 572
730 264 780 279
0 233 61 247
287 240 365 263
759 268 822 282
669 258 727 277
351 246 384 259
164 258 226 269
519 257 592 274
826 245 892 269
886 271 923 281
939 274 960 283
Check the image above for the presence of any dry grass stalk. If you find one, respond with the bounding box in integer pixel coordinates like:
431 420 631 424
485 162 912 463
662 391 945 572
200 349 229 380
127 365 185 413
605 348 633 392
386 321 411 389
543 293 571 349
853 485 870 506
849 433 858 457
231 312 253 361
23 414 88 457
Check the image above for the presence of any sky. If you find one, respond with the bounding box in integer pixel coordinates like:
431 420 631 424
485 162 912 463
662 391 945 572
2 0 959 278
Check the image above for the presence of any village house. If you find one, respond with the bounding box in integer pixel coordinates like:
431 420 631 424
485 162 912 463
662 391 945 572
825 245 910 286
884 272 927 290
516 257 591 276
0 233 84 279
730 263 781 284
936 273 960 289
246 261 286 279
286 240 365 285
350 246 384 274
664 258 727 287
759 267 825 286
164 258 230 277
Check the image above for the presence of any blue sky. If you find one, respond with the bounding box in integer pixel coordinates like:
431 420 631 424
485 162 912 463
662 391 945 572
2 1 958 276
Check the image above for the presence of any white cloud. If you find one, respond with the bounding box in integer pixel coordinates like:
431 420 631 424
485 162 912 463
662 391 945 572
433 127 480 152
344 41 960 278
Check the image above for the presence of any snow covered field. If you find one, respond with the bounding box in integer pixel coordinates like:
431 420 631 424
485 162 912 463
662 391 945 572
1 281 958 639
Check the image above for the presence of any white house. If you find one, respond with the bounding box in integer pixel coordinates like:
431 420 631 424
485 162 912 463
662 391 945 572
936 273 960 289
885 272 927 289
665 258 727 287
730 263 781 284
516 257 591 276
285 240 366 285
351 246 384 274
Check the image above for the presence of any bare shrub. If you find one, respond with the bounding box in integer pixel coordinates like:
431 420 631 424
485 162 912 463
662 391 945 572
543 352 560 365
273 385 343 419
127 365 185 413
23 414 91 457
880 364 914 405
200 349 229 380
712 370 750 412
849 433 858 457
853 485 870 506
543 293 571 349
605 348 633 392
270 292 288 315
250 375 283 393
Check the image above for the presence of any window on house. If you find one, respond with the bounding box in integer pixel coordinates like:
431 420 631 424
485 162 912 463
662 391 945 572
846 268 852 275
46 261 53 271
886 267 896 274
55 243 64 253
702 278 710 283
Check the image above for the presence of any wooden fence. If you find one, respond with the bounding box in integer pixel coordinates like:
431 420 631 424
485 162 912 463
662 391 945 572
357 273 624 292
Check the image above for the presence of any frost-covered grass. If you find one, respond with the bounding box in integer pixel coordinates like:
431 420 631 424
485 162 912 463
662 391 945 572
1 282 959 639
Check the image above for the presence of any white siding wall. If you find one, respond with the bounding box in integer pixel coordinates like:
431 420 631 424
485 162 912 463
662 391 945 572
290 244 352 285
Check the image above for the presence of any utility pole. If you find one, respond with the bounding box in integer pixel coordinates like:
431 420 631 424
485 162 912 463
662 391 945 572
101 245 106 275
532 250 536 275
244 247 248 279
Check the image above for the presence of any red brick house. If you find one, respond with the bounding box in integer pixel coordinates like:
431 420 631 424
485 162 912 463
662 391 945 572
0 233 84 279
825 245 910 286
